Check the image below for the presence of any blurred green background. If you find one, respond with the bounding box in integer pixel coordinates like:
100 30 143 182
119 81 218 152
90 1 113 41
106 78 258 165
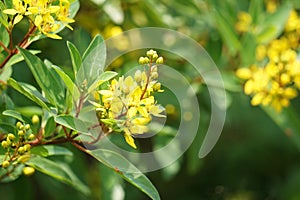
3 0 300 199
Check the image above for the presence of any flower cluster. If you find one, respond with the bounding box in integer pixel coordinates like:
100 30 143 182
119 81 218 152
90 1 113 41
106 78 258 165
93 50 165 149
3 0 75 39
237 10 300 112
1 122 35 176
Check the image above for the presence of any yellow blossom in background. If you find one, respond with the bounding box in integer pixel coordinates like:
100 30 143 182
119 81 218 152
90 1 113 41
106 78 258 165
2 0 75 39
265 0 279 13
235 11 252 33
237 9 300 112
93 50 165 149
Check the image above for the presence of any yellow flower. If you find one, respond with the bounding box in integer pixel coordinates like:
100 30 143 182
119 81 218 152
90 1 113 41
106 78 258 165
235 11 252 33
96 50 165 148
2 0 75 39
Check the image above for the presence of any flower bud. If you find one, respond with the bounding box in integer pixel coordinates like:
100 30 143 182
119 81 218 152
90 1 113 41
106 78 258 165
146 49 156 58
7 133 15 140
1 140 9 148
153 83 161 91
28 134 35 140
139 57 145 65
152 53 158 60
18 155 31 163
134 70 142 82
18 130 25 137
23 144 31 152
156 57 164 64
18 146 25 154
24 124 30 130
2 160 10 168
31 115 39 124
151 72 158 79
23 166 35 176
16 122 23 129
151 65 158 72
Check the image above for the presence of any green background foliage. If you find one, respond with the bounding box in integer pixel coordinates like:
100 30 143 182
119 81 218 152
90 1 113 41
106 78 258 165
2 0 300 199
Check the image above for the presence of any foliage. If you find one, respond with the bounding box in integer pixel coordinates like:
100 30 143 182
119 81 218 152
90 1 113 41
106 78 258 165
2 0 300 199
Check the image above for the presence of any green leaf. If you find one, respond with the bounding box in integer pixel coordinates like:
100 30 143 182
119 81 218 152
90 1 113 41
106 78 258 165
15 106 43 117
0 65 12 82
0 1 9 28
18 48 65 110
240 33 257 67
44 116 56 137
88 71 118 93
77 34 106 89
103 0 124 24
51 64 80 100
262 106 300 148
7 78 50 110
256 3 292 43
26 155 90 195
248 0 264 24
0 23 9 51
2 110 25 123
212 9 241 55
31 145 73 157
88 149 160 200
4 50 40 68
54 115 92 136
67 41 82 77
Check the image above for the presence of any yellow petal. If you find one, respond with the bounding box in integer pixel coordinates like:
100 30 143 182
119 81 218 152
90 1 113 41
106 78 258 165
13 15 23 25
127 107 137 118
99 90 113 97
131 117 151 125
50 6 60 13
124 133 136 149
46 33 62 40
3 9 19 15
27 7 39 14
129 125 148 134
137 106 148 118
34 15 43 27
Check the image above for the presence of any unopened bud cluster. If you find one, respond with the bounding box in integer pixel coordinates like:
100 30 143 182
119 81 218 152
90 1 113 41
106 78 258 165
139 49 164 65
1 121 35 169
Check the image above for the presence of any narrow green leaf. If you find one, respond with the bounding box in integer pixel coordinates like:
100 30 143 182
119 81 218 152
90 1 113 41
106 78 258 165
54 115 92 136
31 145 73 157
3 110 25 122
248 0 264 24
15 106 43 117
256 3 292 43
0 23 9 51
44 116 56 137
67 41 82 76
88 71 118 93
18 48 65 110
77 34 106 89
7 78 50 110
88 149 160 200
0 65 12 82
51 64 80 99
213 9 241 55
240 33 257 67
0 1 9 28
103 0 124 24
4 50 40 68
26 155 90 195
